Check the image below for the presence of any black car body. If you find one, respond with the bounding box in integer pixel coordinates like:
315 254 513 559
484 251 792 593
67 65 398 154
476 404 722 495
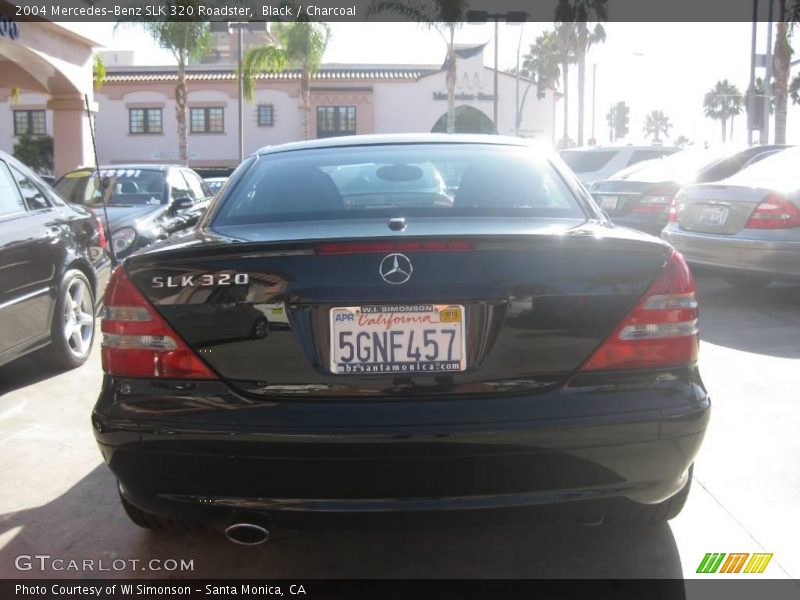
54 165 213 259
0 151 109 370
92 135 709 537
590 145 791 236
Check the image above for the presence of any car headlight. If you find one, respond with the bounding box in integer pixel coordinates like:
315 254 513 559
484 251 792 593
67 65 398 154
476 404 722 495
112 227 137 254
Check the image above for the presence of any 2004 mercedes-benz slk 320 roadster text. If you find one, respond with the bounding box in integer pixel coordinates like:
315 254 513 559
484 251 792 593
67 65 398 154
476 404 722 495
91 135 709 544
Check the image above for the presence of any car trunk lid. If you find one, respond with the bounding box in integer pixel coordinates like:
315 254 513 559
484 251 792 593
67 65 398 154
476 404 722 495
122 218 672 399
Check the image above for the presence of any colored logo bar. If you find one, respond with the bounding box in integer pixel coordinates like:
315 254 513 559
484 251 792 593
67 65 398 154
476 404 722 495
697 553 773 574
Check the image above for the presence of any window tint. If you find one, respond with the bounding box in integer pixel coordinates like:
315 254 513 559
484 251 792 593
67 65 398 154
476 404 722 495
9 165 49 210
167 169 192 202
54 169 166 207
182 170 211 200
559 150 618 173
213 144 584 226
0 161 26 216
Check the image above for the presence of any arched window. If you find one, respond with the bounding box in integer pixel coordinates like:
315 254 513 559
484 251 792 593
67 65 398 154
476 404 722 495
431 105 495 134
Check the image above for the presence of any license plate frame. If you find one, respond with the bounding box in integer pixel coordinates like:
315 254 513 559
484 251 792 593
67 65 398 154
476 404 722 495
329 304 467 375
599 195 618 210
697 205 729 226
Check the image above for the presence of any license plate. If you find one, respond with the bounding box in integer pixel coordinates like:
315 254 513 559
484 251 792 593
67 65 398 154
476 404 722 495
599 195 618 210
698 205 728 226
329 304 466 375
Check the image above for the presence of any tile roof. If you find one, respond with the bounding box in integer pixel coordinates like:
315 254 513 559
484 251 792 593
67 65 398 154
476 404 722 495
105 64 441 84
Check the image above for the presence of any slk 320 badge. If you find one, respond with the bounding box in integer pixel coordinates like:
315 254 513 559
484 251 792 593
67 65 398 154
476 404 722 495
151 274 250 288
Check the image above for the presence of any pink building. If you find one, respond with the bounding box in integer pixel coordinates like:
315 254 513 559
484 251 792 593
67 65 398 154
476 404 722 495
1 43 557 174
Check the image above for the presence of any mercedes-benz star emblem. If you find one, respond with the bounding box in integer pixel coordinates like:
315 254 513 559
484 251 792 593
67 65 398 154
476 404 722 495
379 253 413 285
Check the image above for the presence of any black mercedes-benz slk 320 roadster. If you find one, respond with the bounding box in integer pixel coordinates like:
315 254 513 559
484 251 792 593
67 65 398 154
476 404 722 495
91 134 709 543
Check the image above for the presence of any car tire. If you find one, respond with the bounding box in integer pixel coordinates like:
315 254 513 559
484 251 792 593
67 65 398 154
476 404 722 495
723 274 771 289
607 465 693 525
41 269 96 370
119 490 203 532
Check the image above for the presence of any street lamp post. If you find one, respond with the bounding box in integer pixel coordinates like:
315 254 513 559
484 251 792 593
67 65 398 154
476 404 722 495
467 11 527 135
210 21 269 163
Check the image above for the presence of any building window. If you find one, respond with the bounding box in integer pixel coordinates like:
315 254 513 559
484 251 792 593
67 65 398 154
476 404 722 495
257 105 274 127
316 106 356 138
129 108 162 134
13 110 46 136
190 107 224 133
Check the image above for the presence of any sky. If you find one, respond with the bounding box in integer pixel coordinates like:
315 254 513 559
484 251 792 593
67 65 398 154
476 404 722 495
78 21 800 146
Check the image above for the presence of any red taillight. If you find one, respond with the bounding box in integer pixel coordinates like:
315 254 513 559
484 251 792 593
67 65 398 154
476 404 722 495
95 217 107 249
744 194 800 229
633 187 675 214
580 250 698 371
668 199 679 222
101 267 217 379
316 240 474 255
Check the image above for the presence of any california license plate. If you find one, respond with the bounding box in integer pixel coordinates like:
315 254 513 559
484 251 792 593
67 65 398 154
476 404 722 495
329 304 466 374
698 205 728 226
599 195 618 210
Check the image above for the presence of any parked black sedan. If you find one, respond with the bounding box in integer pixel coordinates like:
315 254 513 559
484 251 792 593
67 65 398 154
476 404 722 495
54 165 213 259
93 135 709 542
0 151 110 370
590 145 791 236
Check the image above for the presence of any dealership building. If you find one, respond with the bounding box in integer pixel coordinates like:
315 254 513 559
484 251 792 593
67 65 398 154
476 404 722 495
1 36 557 174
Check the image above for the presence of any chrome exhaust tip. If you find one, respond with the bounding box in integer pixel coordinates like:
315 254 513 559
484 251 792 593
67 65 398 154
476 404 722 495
224 522 270 545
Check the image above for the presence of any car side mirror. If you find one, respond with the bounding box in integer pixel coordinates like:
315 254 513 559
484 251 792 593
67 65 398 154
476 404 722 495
171 195 193 212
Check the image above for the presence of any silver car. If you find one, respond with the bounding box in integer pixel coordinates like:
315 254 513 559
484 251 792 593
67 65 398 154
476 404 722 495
662 146 800 288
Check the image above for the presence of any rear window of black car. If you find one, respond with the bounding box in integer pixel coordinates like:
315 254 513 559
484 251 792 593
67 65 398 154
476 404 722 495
213 144 584 225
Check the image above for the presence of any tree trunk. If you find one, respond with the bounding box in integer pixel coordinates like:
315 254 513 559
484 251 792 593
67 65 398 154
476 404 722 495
772 20 790 144
300 67 310 140
721 117 727 143
446 27 456 134
730 114 734 141
176 47 188 167
576 34 586 146
562 61 569 147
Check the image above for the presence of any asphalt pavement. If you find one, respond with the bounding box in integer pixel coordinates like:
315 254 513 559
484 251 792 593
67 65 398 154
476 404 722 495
0 273 798 579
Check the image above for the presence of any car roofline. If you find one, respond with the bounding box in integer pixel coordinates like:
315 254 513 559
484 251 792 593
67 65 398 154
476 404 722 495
254 134 539 157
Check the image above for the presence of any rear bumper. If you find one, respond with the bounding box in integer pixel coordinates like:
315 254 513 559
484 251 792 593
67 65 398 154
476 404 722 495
662 227 800 280
92 366 709 525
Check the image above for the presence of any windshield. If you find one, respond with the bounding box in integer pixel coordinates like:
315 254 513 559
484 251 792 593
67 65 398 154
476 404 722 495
54 168 167 207
212 144 585 226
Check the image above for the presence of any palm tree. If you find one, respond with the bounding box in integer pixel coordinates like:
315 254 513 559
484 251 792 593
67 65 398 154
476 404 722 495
367 1 467 134
771 2 793 144
674 135 691 149
241 21 330 141
518 30 563 132
703 79 743 143
120 14 211 165
790 73 800 105
552 23 578 147
555 0 608 146
642 110 672 143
